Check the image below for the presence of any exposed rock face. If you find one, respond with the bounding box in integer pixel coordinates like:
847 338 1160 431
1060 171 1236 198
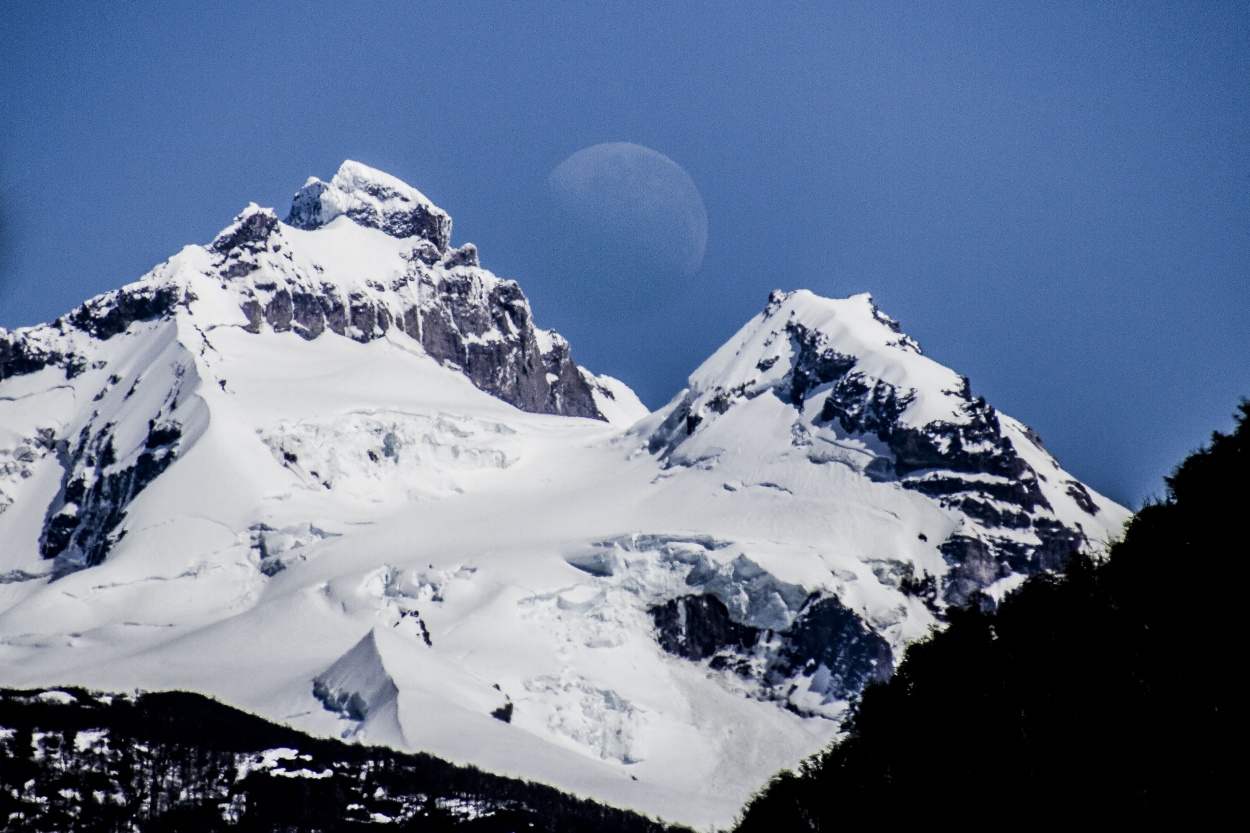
68 284 184 342
571 535 894 713
0 329 74 381
784 317 1076 605
29 343 201 579
286 160 453 251
418 272 599 420
442 243 479 269
208 197 602 420
645 290 1112 609
650 591 893 707
773 596 894 701
0 282 182 381
651 594 760 662
40 418 183 575
211 205 281 256
1 163 606 422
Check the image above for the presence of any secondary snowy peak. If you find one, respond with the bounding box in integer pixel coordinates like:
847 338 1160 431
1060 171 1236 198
645 289 1124 607
684 290 962 428
647 289 993 463
286 159 452 250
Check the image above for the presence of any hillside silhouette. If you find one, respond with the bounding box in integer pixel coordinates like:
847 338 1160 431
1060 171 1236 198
736 402 1245 828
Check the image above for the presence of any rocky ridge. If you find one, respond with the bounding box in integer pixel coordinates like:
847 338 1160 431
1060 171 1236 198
2 161 603 421
0 161 621 576
644 290 1116 611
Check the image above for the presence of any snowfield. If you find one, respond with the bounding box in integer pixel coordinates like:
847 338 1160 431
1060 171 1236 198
0 161 1129 828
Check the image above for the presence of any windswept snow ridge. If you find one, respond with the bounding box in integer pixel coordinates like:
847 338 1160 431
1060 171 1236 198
0 163 1128 828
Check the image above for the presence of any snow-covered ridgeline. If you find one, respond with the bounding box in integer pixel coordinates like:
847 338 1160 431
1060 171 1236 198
0 161 1127 828
642 289 1125 607
3 161 627 425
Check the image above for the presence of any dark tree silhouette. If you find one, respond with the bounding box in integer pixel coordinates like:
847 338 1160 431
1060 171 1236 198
0 687 686 833
736 401 1246 829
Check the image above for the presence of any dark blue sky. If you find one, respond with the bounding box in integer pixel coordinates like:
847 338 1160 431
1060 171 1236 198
2 1 1247 509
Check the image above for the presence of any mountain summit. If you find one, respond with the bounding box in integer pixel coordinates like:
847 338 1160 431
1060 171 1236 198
643 289 1103 607
0 163 1127 827
286 160 453 247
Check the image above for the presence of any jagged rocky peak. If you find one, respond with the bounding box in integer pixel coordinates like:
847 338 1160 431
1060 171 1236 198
5 162 626 427
199 163 608 421
648 289 976 450
646 289 1123 608
286 160 453 251
210 203 280 256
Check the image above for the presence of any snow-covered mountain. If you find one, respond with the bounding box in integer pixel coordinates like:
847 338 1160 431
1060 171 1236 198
0 161 1129 827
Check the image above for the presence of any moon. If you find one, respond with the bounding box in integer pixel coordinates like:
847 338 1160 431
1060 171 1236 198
549 143 708 277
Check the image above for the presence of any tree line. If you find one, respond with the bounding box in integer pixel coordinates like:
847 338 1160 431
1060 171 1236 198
0 688 684 833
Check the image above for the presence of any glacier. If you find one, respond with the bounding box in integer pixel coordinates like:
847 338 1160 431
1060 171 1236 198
0 161 1129 827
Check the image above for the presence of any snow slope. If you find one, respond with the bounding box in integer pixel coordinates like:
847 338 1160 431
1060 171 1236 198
0 162 1129 828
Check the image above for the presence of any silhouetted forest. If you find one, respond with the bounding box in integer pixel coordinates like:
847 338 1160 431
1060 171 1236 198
0 687 683 832
736 401 1245 828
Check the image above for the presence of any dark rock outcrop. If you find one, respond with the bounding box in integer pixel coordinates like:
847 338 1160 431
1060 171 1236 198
206 169 606 421
778 318 1080 604
771 596 894 702
651 595 761 662
211 207 280 255
442 243 479 269
222 238 603 418
938 535 1003 608
286 163 453 251
648 291 1100 608
1 282 182 382
419 273 601 420
39 419 182 575
650 591 893 708
68 284 183 342
0 332 72 382
786 323 858 408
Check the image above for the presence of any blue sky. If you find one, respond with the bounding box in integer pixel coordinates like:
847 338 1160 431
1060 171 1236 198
2 1 1247 508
